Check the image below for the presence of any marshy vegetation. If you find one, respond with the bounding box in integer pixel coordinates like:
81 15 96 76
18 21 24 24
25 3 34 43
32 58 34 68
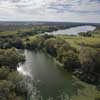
0 23 100 100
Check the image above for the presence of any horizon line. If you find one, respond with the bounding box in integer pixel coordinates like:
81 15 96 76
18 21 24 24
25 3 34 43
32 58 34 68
0 20 100 24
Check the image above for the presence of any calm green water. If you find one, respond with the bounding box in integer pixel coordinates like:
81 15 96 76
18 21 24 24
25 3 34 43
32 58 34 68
18 50 73 100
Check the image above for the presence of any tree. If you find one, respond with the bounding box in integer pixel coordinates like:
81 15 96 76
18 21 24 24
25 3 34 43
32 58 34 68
63 50 80 71
79 47 97 73
0 48 25 69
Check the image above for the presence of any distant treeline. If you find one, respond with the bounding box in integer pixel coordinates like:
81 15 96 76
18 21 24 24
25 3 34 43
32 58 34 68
0 21 100 31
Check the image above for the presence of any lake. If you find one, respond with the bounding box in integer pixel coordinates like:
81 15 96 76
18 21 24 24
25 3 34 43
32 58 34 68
47 25 96 35
17 50 73 100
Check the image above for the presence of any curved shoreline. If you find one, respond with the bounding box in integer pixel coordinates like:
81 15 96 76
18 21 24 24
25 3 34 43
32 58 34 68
47 25 96 35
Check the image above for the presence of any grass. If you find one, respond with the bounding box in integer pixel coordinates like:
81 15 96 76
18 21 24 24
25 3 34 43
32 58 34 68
0 31 17 36
0 27 35 36
72 77 100 100
57 35 100 50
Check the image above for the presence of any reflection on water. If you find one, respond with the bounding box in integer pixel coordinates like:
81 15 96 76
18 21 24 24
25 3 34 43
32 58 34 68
17 50 73 100
48 25 96 35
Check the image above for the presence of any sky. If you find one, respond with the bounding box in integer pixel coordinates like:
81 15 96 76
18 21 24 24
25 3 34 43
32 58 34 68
0 0 100 23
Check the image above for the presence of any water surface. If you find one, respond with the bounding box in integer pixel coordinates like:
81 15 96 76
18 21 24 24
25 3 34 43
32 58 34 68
47 25 96 35
18 50 73 100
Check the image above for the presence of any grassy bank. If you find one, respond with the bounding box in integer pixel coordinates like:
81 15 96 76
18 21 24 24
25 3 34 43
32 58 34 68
72 76 100 100
57 35 100 50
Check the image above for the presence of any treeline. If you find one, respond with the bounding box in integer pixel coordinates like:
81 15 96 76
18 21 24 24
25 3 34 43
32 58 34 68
0 25 69 35
0 25 71 49
0 21 89 31
0 48 25 68
78 30 100 37
0 36 24 49
0 48 27 100
78 31 92 37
